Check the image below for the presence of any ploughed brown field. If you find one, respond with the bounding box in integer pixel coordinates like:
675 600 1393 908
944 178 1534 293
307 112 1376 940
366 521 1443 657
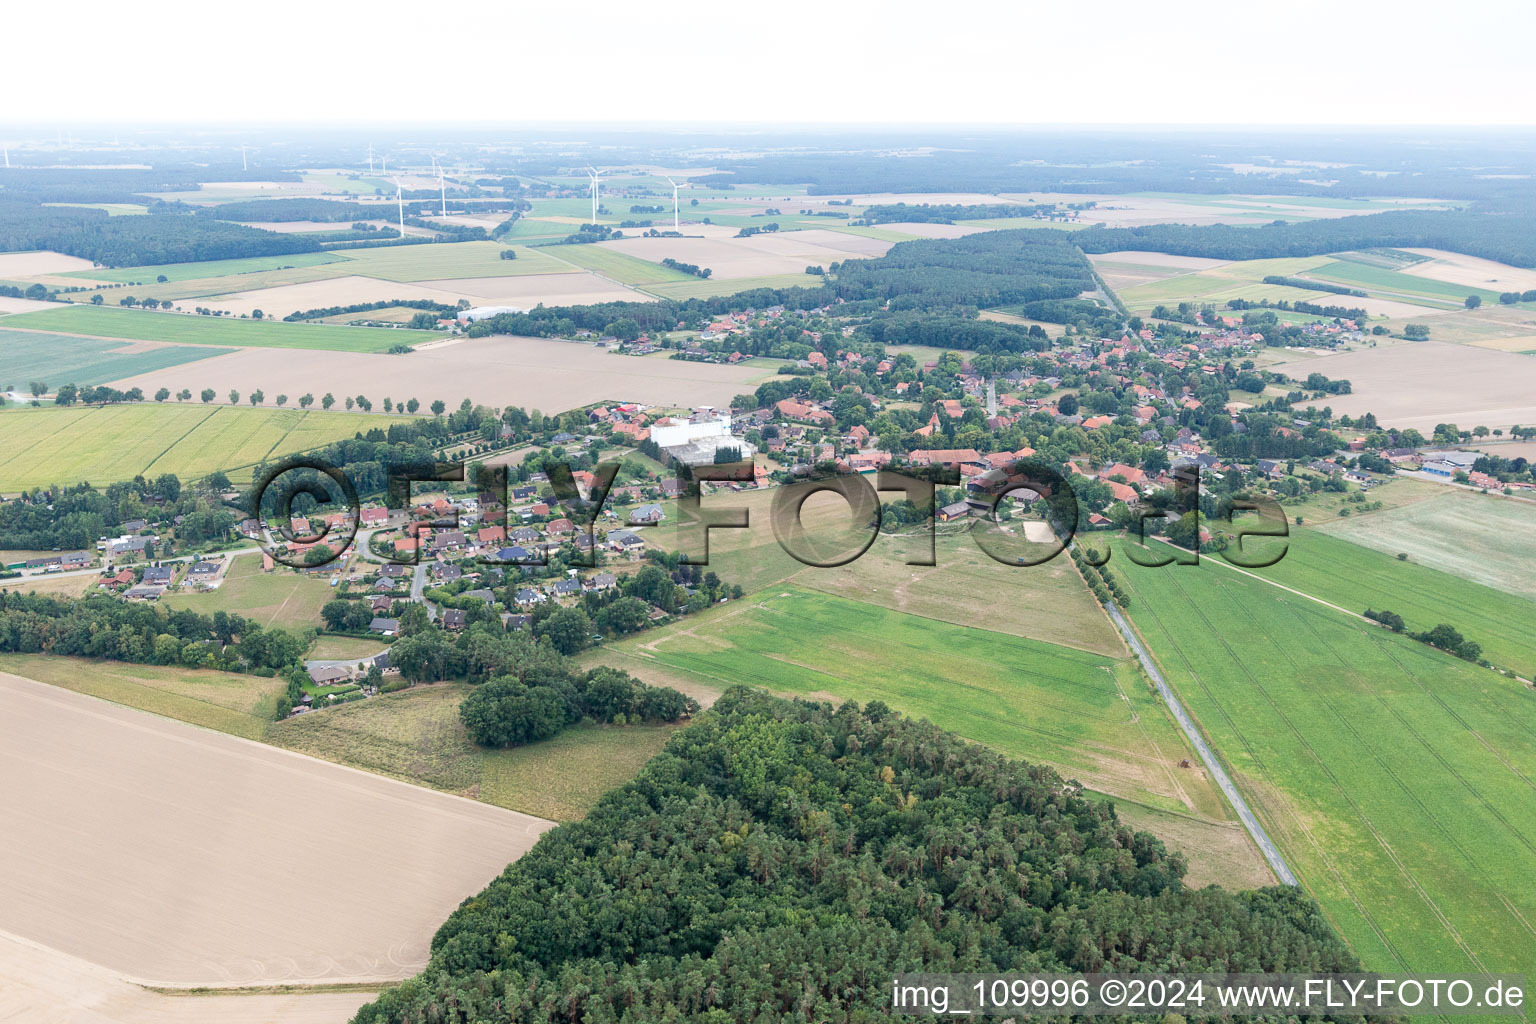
0 673 551 989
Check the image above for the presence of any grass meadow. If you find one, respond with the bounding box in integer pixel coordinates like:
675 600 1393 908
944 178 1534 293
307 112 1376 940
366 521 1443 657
0 304 434 352
1114 552 1536 982
545 244 700 286
1316 490 1536 602
603 585 1230 821
0 653 285 740
0 328 228 388
1312 257 1505 306
1259 525 1536 672
267 682 682 821
60 251 349 285
333 241 574 281
162 556 334 630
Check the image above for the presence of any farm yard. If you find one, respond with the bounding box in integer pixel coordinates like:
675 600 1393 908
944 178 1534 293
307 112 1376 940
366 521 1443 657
1115 552 1536 982
101 333 766 421
1270 341 1536 433
0 403 392 491
0 672 551 987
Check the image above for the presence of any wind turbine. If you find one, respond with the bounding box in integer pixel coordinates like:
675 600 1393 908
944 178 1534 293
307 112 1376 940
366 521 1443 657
587 166 601 226
367 143 375 173
436 157 447 217
664 175 680 231
240 144 247 171
392 176 405 238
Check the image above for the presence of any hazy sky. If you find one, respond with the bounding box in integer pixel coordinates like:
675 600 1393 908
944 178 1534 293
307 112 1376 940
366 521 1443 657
6 0 1532 126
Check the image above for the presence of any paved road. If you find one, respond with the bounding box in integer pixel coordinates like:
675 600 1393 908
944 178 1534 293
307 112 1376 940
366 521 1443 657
1103 601 1299 886
410 563 439 621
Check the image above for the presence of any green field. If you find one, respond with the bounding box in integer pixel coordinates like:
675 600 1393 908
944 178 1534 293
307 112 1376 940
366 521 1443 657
0 404 392 491
60 251 349 285
480 719 684 821
306 635 389 661
0 304 434 352
1306 259 1502 306
0 328 228 387
162 556 333 630
1316 491 1536 602
796 529 1125 657
544 244 698 286
0 653 284 740
334 240 576 281
1114 552 1536 982
1253 522 1536 672
604 585 1230 821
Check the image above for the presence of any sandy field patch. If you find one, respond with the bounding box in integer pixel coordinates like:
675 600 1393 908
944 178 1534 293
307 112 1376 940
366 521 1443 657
238 220 387 234
0 295 64 314
1398 248 1536 293
427 272 648 306
0 673 551 987
1271 341 1536 432
0 251 99 277
0 930 374 1024
205 275 465 317
872 221 990 239
1341 295 1446 318
598 231 890 280
1090 250 1231 271
425 214 507 231
106 334 762 412
755 227 894 258
1469 334 1536 352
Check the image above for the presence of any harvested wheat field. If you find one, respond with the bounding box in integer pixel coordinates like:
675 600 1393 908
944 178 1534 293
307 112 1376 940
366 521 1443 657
0 673 551 988
205 274 464 317
1271 341 1536 433
0 930 374 1024
0 250 100 277
1399 248 1536 294
426 271 647 306
0 295 63 314
106 334 763 411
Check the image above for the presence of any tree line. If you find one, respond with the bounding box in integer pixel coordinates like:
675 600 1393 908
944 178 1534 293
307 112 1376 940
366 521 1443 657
352 688 1360 1022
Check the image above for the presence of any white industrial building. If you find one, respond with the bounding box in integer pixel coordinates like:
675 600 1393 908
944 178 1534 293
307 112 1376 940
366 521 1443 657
651 407 757 467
